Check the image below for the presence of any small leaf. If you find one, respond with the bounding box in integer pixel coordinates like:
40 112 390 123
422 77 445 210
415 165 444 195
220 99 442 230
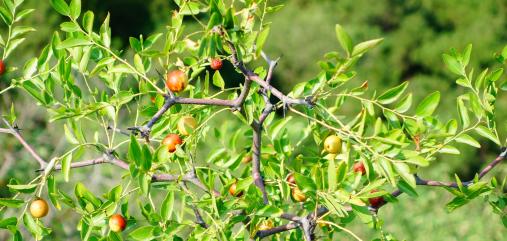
50 0 70 16
394 94 412 113
82 11 94 33
335 24 353 56
161 191 174 221
439 145 461 155
0 198 24 207
352 38 383 57
442 53 464 76
129 226 155 241
257 205 283 217
455 134 481 148
377 82 408 105
212 70 224 90
57 37 91 49
415 91 440 117
69 0 81 19
256 25 270 57
62 153 72 182
475 126 500 145
7 184 37 194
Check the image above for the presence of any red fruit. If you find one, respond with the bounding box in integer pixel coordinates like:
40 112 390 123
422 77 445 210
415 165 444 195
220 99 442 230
353 162 366 175
228 182 243 197
210 58 223 70
286 173 296 187
368 190 385 208
165 70 188 93
109 214 127 232
0 60 5 75
162 134 183 153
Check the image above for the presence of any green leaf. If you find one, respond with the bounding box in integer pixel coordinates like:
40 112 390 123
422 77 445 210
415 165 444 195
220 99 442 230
62 153 72 182
0 198 24 208
133 54 145 74
212 70 224 90
0 217 17 229
161 191 174 221
22 57 38 79
393 162 415 188
256 25 270 57
335 24 353 56
57 37 91 49
257 205 283 217
397 180 418 197
23 213 44 240
438 145 461 155
475 126 500 145
394 94 412 113
128 135 142 167
294 173 317 193
50 0 70 16
7 184 37 193
327 157 337 191
377 82 408 104
352 38 383 57
442 53 464 76
415 91 440 117
455 134 481 148
82 11 94 33
457 98 470 127
129 226 155 241
69 0 81 19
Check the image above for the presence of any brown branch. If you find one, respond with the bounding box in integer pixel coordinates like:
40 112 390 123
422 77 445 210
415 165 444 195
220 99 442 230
1 119 47 168
255 207 328 240
373 147 507 210
47 155 220 196
249 53 279 205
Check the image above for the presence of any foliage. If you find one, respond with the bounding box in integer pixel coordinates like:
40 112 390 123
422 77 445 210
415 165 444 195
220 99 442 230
0 0 506 240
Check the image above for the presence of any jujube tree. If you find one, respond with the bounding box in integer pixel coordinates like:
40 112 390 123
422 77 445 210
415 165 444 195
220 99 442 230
0 0 506 240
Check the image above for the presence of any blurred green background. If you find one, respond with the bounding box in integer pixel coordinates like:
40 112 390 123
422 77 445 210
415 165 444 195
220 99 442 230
1 0 507 240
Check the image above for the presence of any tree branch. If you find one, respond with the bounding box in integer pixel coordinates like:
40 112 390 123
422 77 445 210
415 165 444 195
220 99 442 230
47 155 220 196
1 119 47 168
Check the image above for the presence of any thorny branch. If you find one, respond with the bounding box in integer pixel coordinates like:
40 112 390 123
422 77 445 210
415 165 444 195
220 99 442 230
1 118 47 168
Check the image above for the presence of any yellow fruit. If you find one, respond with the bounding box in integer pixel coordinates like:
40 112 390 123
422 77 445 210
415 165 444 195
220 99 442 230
258 219 274 230
177 116 197 136
324 135 342 154
30 198 49 218
291 186 307 202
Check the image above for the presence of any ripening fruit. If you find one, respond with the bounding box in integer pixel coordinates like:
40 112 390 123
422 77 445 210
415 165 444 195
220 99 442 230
291 186 307 202
241 155 252 164
353 162 366 175
109 214 127 232
162 133 183 153
368 190 385 208
30 198 49 218
210 58 223 70
0 60 5 75
258 219 274 231
177 116 197 136
286 173 296 187
165 70 188 93
324 135 342 154
228 182 243 197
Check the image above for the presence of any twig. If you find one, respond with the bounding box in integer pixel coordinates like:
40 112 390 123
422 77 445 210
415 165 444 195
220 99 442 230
45 155 220 196
1 118 47 168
